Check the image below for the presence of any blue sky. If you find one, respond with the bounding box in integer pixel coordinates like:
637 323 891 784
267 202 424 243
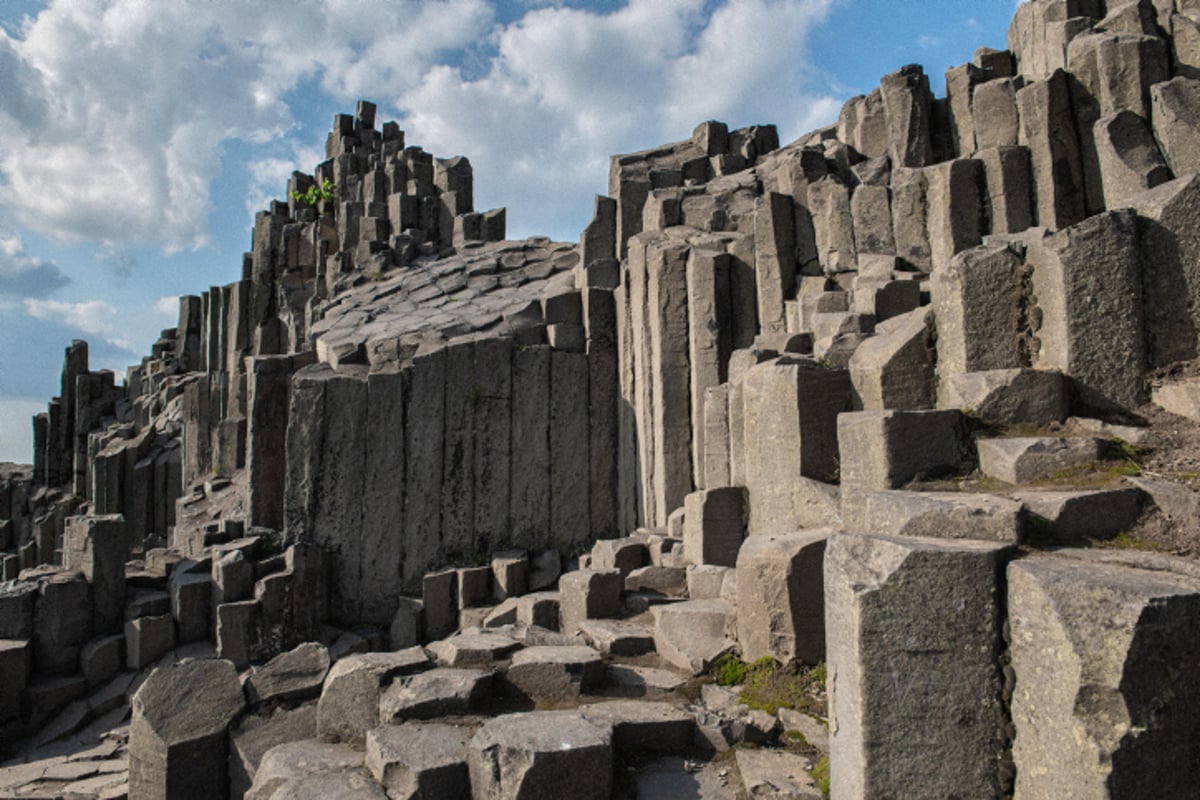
0 0 1019 463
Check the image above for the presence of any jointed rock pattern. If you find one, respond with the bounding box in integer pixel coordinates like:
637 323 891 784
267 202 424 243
7 1 1200 797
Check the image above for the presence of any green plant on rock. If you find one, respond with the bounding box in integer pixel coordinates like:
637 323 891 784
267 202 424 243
810 755 831 796
291 178 336 209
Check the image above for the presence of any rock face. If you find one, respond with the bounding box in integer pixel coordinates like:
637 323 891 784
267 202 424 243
128 659 246 800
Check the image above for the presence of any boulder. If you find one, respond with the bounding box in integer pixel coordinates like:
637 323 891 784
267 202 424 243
558 569 622 634
379 668 492 722
128 659 246 800
467 711 613 800
506 645 605 701
229 705 319 799
316 648 430 743
652 599 736 675
365 723 471 800
736 531 830 665
245 642 331 706
426 630 522 668
245 740 366 800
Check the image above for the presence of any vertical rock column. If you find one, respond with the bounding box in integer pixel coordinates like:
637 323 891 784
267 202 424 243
63 514 128 635
824 532 1013 800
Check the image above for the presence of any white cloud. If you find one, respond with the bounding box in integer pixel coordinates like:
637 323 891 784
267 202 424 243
0 0 843 255
0 0 493 251
24 297 118 336
0 397 44 464
153 295 178 317
0 231 70 297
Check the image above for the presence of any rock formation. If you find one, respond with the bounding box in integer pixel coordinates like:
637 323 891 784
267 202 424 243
7 0 1200 797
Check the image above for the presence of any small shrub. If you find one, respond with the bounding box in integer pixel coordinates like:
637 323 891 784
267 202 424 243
710 653 749 686
810 755 831 796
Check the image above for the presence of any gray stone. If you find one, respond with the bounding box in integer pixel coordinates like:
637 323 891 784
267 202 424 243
1028 210 1145 411
633 756 742 800
389 597 423 650
880 64 934 167
422 569 459 642
213 549 254 608
1150 77 1200 177
891 167 932 272
807 177 857 274
1017 70 1086 229
427 630 522 668
590 538 648 577
528 550 560 592
364 723 470 800
860 491 1024 543
850 184 894 257
735 748 823 799
491 551 528 601
937 368 1070 425
558 569 622 634
1015 488 1146 544
736 531 830 665
1094 110 1172 209
977 436 1105 484
652 599 736 675
577 619 655 656
1008 552 1200 799
125 613 175 670
925 158 984 270
931 241 1026 378
379 667 492 721
824 532 1012 800
63 514 127 635
1129 175 1200 367
316 648 431 743
741 357 850 533
245 642 331 706
229 705 318 800
31 569 92 675
0 581 35 640
973 78 1022 151
624 565 687 596
978 144 1034 235
838 409 972 525
246 740 365 800
579 700 695 755
850 279 918 323
169 559 212 644
686 565 733 601
515 591 560 630
80 633 123 688
682 487 748 568
215 600 262 670
0 639 30 722
458 566 493 610
467 710 613 800
128 659 246 800
848 307 934 411
506 645 605 701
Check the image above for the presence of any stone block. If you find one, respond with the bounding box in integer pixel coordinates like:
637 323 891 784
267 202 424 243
467 711 613 800
978 145 1034 235
31 569 92 675
169 560 212 644
388 597 423 650
754 193 797 334
703 385 732 488
848 307 934 411
1128 175 1200 366
808 177 857 272
1014 488 1146 544
977 435 1105 484
1009 551 1200 799
422 569 458 642
736 531 829 665
516 591 560 630
0 639 30 722
577 619 655 657
244 642 330 707
0 581 35 640
63 514 127 635
379 667 492 721
1028 210 1145 411
1150 77 1200 177
851 279 919 323
973 77 1022 151
1018 70 1086 229
365 723 470 800
491 551 528 601
80 633 124 689
860 490 1024 543
549 349 590 545
1094 110 1172 209
682 487 748 568
580 700 696 755
742 357 850 532
215 600 262 670
931 241 1028 377
427 630 522 668
891 167 932 272
590 538 648 577
838 409 972 526
880 64 934 167
457 566 492 610
850 184 895 259
925 158 984 269
125 613 175 670
128 659 246 800
212 549 253 607
624 564 686 596
938 368 1070 425
316 648 431 744
528 549 560 591
506 645 605 701
825 532 1012 800
652 599 735 675
558 569 622 634
228 705 318 800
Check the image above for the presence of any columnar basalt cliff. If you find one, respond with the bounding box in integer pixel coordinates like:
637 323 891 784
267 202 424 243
7 1 1200 797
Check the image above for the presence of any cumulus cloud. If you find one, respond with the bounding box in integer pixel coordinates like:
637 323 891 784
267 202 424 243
0 0 494 251
153 296 178 317
24 297 118 336
0 232 70 297
0 0 842 252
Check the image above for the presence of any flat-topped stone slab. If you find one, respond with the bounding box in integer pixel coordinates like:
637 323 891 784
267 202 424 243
976 436 1106 484
426 630 522 668
467 710 613 800
365 723 470 799
735 748 823 799
505 645 605 701
316 648 431 743
860 490 1024 543
379 667 493 722
244 642 330 706
578 619 656 656
606 664 688 696
248 740 364 800
579 700 695 754
1014 488 1145 544
652 599 736 675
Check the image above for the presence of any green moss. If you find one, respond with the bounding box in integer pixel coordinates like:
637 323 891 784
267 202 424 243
810 755 831 796
710 653 749 686
1092 531 1156 551
740 659 826 716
